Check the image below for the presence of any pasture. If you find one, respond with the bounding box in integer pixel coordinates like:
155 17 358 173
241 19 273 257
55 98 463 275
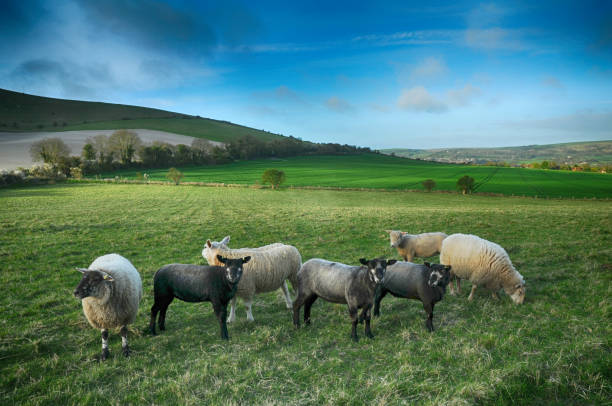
0 183 610 404
105 153 612 198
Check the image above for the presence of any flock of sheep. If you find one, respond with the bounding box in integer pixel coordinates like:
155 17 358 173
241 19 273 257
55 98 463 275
73 231 526 359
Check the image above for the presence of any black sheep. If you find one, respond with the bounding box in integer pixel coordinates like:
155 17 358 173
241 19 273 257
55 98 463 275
149 255 250 340
373 261 451 332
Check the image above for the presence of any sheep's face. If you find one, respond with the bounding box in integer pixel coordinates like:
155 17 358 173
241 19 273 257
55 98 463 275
216 255 250 284
509 283 526 304
202 236 230 265
74 269 114 299
359 258 397 284
426 263 452 288
387 231 403 248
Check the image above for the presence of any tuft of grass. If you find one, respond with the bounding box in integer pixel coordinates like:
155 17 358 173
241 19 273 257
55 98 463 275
0 183 610 404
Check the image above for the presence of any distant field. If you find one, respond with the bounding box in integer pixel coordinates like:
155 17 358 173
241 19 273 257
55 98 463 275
1 183 610 404
103 153 612 198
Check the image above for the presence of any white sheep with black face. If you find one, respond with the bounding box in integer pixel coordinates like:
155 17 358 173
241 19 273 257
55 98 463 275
73 254 142 360
202 236 301 322
440 234 526 304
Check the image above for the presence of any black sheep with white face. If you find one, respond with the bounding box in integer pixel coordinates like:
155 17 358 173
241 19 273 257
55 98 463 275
374 261 451 332
149 255 250 340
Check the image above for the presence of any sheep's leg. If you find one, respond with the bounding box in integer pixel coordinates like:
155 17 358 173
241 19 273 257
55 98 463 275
214 302 229 340
449 274 457 295
293 290 309 328
468 284 477 301
349 307 359 342
101 329 109 361
373 286 388 317
281 281 293 309
245 298 255 322
303 295 317 325
456 277 462 294
423 302 435 332
158 298 173 331
363 305 374 339
120 326 131 357
227 296 237 323
149 303 158 335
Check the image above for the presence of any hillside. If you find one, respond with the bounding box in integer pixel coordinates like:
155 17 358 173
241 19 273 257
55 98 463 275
0 88 282 142
382 140 612 165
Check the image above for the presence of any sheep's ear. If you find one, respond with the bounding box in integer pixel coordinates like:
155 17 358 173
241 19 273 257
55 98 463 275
384 230 391 234
75 267 88 274
424 262 431 268
444 265 452 272
220 236 230 245
206 239 212 248
359 258 368 265
514 283 522 289
242 256 251 264
216 255 226 264
387 259 397 266
101 271 114 282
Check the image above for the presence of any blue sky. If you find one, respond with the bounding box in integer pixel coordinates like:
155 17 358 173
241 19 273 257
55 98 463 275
1 0 611 149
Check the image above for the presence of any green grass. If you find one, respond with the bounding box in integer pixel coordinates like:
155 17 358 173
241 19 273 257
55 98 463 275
1 183 610 404
103 153 612 198
0 88 282 142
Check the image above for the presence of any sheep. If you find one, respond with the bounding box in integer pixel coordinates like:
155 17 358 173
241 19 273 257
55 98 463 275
439 233 526 304
373 261 452 332
73 253 142 360
149 255 251 340
202 236 302 322
293 258 396 342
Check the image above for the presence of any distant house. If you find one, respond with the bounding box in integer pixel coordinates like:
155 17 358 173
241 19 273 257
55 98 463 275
572 167 583 172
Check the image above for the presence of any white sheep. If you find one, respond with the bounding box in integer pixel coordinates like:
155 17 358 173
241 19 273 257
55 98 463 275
439 233 526 304
386 230 447 261
73 254 143 360
202 236 302 322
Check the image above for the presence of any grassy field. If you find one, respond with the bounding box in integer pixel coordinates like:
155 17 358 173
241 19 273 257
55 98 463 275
104 153 612 198
0 88 282 142
0 183 610 405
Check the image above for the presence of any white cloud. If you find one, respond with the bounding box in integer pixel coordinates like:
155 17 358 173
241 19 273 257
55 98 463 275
411 57 448 80
325 96 354 113
447 83 482 106
542 76 564 89
397 86 447 113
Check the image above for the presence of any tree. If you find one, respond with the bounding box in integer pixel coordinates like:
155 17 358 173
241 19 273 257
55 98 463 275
541 160 550 169
108 130 142 165
166 167 183 185
29 137 71 165
261 169 286 189
456 175 475 195
82 143 96 161
422 179 436 192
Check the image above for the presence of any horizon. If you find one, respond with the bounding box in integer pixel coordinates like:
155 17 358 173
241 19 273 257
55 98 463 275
1 1 611 149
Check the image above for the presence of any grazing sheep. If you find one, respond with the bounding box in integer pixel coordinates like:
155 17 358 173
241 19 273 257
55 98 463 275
202 236 301 322
439 233 526 304
73 254 142 360
373 261 451 332
386 230 447 262
293 258 396 342
149 255 251 340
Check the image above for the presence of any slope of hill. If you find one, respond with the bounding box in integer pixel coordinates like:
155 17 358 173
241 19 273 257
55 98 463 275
382 141 612 165
0 88 282 142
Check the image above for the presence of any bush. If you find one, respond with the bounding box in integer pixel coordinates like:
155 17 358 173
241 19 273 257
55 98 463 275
166 167 183 185
457 175 475 195
422 179 436 192
261 169 286 189
69 167 83 179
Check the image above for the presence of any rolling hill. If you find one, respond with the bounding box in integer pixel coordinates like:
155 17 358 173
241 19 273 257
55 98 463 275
382 141 612 165
0 88 282 142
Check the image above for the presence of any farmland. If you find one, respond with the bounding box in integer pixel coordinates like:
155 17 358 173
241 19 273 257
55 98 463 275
1 183 610 404
104 153 612 199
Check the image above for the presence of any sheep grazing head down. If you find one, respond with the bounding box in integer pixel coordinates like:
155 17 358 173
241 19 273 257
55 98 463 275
73 268 114 300
202 236 231 265
425 262 452 288
359 258 397 283
508 279 526 305
216 255 250 284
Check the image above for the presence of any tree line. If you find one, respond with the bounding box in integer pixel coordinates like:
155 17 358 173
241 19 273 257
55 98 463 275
28 130 373 176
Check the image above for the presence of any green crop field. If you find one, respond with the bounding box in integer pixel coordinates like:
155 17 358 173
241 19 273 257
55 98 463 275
104 153 612 199
1 183 610 405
